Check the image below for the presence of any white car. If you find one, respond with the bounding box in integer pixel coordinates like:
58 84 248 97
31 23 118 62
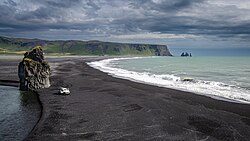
59 87 70 95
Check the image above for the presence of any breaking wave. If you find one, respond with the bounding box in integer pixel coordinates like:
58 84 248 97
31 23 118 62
87 57 250 104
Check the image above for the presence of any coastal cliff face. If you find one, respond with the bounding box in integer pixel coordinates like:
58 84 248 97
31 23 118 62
81 41 172 56
155 45 172 56
18 46 50 91
0 36 172 56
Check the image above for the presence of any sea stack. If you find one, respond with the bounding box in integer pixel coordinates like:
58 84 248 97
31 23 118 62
18 46 50 91
181 52 192 57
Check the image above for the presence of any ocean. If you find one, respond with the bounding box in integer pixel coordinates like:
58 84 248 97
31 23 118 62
88 56 250 104
0 86 40 141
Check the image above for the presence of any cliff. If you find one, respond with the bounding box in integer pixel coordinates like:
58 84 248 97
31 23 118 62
0 36 172 56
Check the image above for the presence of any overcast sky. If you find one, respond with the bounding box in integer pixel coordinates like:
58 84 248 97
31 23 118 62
0 0 250 48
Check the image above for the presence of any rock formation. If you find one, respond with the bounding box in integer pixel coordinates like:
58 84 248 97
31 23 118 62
181 52 192 57
18 46 50 91
151 45 171 56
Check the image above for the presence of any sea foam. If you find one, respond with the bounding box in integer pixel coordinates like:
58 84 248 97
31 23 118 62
87 57 250 104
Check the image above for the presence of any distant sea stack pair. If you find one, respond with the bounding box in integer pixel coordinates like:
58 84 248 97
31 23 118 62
18 46 51 91
181 52 192 57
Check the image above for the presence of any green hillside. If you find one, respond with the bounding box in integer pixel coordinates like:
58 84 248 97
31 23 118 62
0 36 172 56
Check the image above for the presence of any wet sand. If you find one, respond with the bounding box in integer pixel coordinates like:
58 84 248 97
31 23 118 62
1 57 250 140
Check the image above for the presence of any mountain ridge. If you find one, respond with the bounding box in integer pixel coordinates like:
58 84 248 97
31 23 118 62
0 36 172 56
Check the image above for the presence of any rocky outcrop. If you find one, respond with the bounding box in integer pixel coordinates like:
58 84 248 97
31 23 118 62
181 52 192 57
18 46 50 91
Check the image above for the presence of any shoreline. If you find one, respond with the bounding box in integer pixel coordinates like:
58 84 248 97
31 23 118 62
1 57 250 140
85 57 250 117
89 57 250 105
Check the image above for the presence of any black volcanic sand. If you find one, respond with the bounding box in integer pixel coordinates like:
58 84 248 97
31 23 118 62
1 57 250 140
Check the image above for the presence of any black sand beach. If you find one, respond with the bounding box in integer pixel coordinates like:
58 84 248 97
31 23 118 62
1 57 250 140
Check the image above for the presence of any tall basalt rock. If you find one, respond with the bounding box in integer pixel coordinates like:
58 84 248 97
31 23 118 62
18 46 50 91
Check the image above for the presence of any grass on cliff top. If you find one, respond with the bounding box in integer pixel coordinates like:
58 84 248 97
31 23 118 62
0 42 157 56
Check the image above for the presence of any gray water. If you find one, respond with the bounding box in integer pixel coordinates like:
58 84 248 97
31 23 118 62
0 86 40 141
89 56 250 104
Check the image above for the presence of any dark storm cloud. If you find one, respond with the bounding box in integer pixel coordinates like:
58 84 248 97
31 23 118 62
0 0 250 43
3 0 17 6
111 13 250 39
131 0 203 12
45 0 82 8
